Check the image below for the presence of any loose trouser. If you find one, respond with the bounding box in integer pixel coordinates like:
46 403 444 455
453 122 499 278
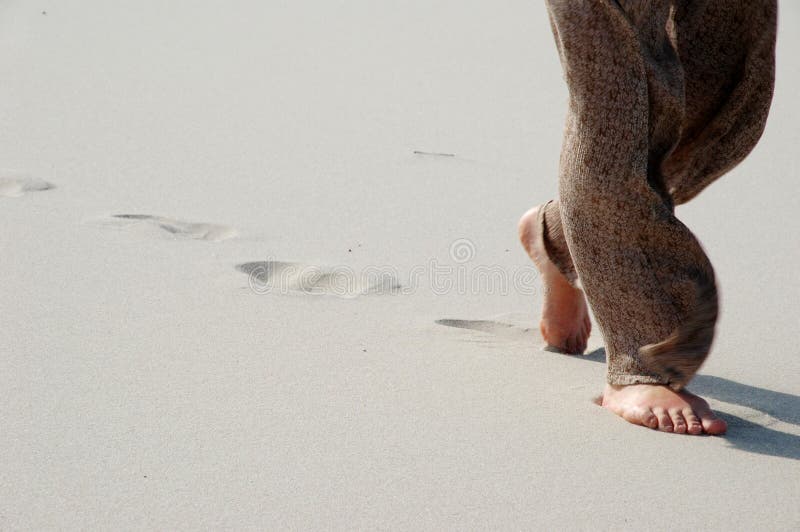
542 0 777 388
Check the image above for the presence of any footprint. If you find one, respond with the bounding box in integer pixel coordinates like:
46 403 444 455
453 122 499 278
97 214 237 242
0 175 54 198
237 261 400 298
436 317 606 358
436 319 532 337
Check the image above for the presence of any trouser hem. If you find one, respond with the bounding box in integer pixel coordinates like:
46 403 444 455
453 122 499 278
606 373 669 386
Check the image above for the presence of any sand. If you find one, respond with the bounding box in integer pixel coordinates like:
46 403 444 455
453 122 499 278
2 1 799 529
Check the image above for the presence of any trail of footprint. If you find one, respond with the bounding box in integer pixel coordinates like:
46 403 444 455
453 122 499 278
0 175 54 198
99 214 238 242
237 261 400 298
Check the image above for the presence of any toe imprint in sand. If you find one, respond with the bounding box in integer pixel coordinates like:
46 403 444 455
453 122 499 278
0 174 54 198
237 261 400 298
98 214 237 242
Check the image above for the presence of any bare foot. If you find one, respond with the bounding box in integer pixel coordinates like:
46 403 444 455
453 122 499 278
518 205 591 354
601 383 727 435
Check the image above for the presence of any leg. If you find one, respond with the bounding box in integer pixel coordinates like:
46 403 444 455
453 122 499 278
663 0 777 203
520 200 725 434
613 1 775 434
519 200 591 354
545 0 723 432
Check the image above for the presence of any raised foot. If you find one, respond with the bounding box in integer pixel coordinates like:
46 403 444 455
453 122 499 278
518 205 591 354
601 383 727 435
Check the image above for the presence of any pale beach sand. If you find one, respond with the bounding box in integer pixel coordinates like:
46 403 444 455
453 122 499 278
1 1 799 529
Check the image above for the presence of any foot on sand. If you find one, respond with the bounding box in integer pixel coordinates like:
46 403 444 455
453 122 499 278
601 384 727 435
518 205 591 354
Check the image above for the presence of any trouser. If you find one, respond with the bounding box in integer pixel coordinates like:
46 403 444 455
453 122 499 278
542 0 777 388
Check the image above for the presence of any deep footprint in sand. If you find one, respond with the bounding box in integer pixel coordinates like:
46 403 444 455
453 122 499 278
0 175 54 198
237 261 400 298
98 214 238 242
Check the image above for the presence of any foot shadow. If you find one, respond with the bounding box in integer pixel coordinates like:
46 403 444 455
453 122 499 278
690 374 800 426
559 346 606 363
436 320 800 458
578 348 800 460
718 414 800 461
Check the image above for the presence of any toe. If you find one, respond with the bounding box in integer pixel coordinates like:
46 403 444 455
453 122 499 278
564 335 576 354
652 407 673 432
571 334 581 354
577 336 587 354
694 404 727 435
702 414 727 435
569 334 582 354
639 408 659 429
683 408 703 435
669 409 687 434
619 406 658 430
573 332 585 353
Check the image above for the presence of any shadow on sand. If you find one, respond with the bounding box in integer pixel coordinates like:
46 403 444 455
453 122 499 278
580 347 800 460
436 319 800 460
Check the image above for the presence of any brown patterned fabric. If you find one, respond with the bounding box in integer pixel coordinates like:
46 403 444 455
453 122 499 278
541 0 776 388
